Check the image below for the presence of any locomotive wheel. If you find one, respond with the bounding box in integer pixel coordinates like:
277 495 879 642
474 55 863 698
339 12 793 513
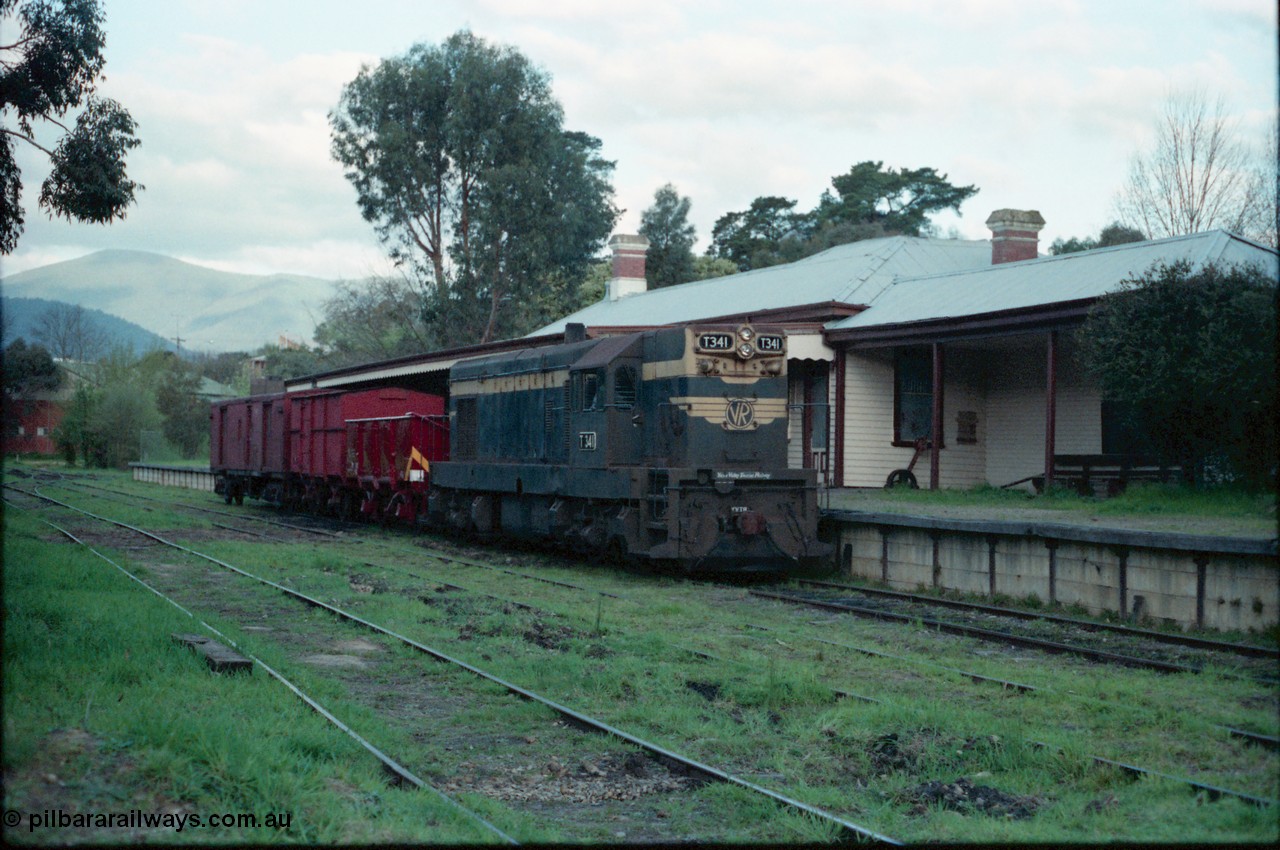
884 469 919 489
605 537 629 566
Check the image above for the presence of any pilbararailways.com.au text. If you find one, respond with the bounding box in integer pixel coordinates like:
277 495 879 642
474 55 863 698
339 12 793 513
4 808 292 833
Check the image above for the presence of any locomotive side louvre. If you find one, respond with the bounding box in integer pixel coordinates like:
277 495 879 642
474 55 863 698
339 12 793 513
432 324 830 571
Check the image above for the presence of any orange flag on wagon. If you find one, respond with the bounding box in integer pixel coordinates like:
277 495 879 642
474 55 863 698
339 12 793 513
404 446 430 480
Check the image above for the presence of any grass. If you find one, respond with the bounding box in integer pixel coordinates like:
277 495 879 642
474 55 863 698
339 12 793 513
835 480 1276 520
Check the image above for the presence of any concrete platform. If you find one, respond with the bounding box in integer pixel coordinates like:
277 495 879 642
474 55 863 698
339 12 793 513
820 496 1277 633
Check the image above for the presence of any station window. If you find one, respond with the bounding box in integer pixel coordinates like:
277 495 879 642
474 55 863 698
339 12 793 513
1101 400 1154 455
894 347 934 445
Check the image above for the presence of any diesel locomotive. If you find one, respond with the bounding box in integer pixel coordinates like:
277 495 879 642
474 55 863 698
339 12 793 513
428 323 830 571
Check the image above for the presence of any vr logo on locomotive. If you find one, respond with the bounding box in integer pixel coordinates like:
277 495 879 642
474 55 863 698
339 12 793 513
723 398 756 430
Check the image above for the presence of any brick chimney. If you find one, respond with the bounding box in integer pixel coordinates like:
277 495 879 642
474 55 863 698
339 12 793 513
605 234 649 301
985 209 1045 264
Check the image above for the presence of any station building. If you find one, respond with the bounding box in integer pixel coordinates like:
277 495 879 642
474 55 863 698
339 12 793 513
535 212 1278 492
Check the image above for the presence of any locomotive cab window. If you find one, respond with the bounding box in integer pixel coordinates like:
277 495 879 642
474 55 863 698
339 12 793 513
580 372 601 411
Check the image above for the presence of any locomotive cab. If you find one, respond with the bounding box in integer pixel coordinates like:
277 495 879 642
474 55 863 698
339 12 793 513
566 335 645 469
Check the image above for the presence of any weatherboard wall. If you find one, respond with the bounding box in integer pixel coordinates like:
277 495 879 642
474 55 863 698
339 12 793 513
981 337 1101 489
838 335 1103 490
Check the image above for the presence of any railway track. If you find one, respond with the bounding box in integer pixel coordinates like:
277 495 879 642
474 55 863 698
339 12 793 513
9 482 898 844
749 586 1278 683
5 502 517 844
36 477 1280 746
793 578 1280 660
19 475 1280 816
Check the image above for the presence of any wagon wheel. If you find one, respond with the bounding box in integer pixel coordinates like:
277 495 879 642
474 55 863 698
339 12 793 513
338 491 358 521
884 469 918 489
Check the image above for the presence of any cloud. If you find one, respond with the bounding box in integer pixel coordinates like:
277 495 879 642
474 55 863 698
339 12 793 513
8 0 1275 291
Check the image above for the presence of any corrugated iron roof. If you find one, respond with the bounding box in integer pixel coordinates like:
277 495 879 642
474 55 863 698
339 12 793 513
531 236 993 335
829 230 1279 331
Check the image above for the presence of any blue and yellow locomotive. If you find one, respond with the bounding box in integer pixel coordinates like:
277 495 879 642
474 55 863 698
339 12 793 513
429 323 829 572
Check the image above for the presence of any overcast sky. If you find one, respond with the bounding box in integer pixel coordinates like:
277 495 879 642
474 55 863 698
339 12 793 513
4 0 1276 282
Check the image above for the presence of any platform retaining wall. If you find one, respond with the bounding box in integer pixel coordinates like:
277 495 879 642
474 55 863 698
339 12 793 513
130 464 215 492
825 510 1278 633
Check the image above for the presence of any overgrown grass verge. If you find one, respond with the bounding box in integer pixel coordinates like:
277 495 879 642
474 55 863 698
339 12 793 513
1 509 516 844
842 481 1276 517
827 481 1277 535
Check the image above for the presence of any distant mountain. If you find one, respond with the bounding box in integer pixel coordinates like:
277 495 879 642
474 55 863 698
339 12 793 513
0 250 335 352
2 296 170 354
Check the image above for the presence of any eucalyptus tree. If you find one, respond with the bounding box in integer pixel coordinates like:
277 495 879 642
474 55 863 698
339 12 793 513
638 183 696 288
330 31 618 346
1 0 142 253
707 196 806 271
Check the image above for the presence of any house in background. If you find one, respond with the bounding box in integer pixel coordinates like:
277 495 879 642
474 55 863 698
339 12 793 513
4 384 71 455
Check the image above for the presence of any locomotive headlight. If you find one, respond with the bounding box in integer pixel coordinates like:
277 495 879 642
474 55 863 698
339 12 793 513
737 342 754 359
738 325 754 342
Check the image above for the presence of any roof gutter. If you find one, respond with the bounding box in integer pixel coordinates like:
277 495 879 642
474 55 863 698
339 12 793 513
825 297 1098 349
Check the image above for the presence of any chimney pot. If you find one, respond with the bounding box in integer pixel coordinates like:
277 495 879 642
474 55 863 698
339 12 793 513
985 209 1045 264
605 234 649 301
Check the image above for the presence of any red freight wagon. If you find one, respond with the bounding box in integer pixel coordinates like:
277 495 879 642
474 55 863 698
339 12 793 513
285 388 447 517
210 392 288 504
348 412 450 521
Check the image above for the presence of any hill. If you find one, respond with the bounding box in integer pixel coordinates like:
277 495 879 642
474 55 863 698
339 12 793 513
0 250 335 352
3 296 170 354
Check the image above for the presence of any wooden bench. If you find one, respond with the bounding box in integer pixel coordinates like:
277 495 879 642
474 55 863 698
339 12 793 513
1039 454 1182 497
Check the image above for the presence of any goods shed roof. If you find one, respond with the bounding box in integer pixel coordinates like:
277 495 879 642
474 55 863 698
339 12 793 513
828 230 1278 337
532 236 993 335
